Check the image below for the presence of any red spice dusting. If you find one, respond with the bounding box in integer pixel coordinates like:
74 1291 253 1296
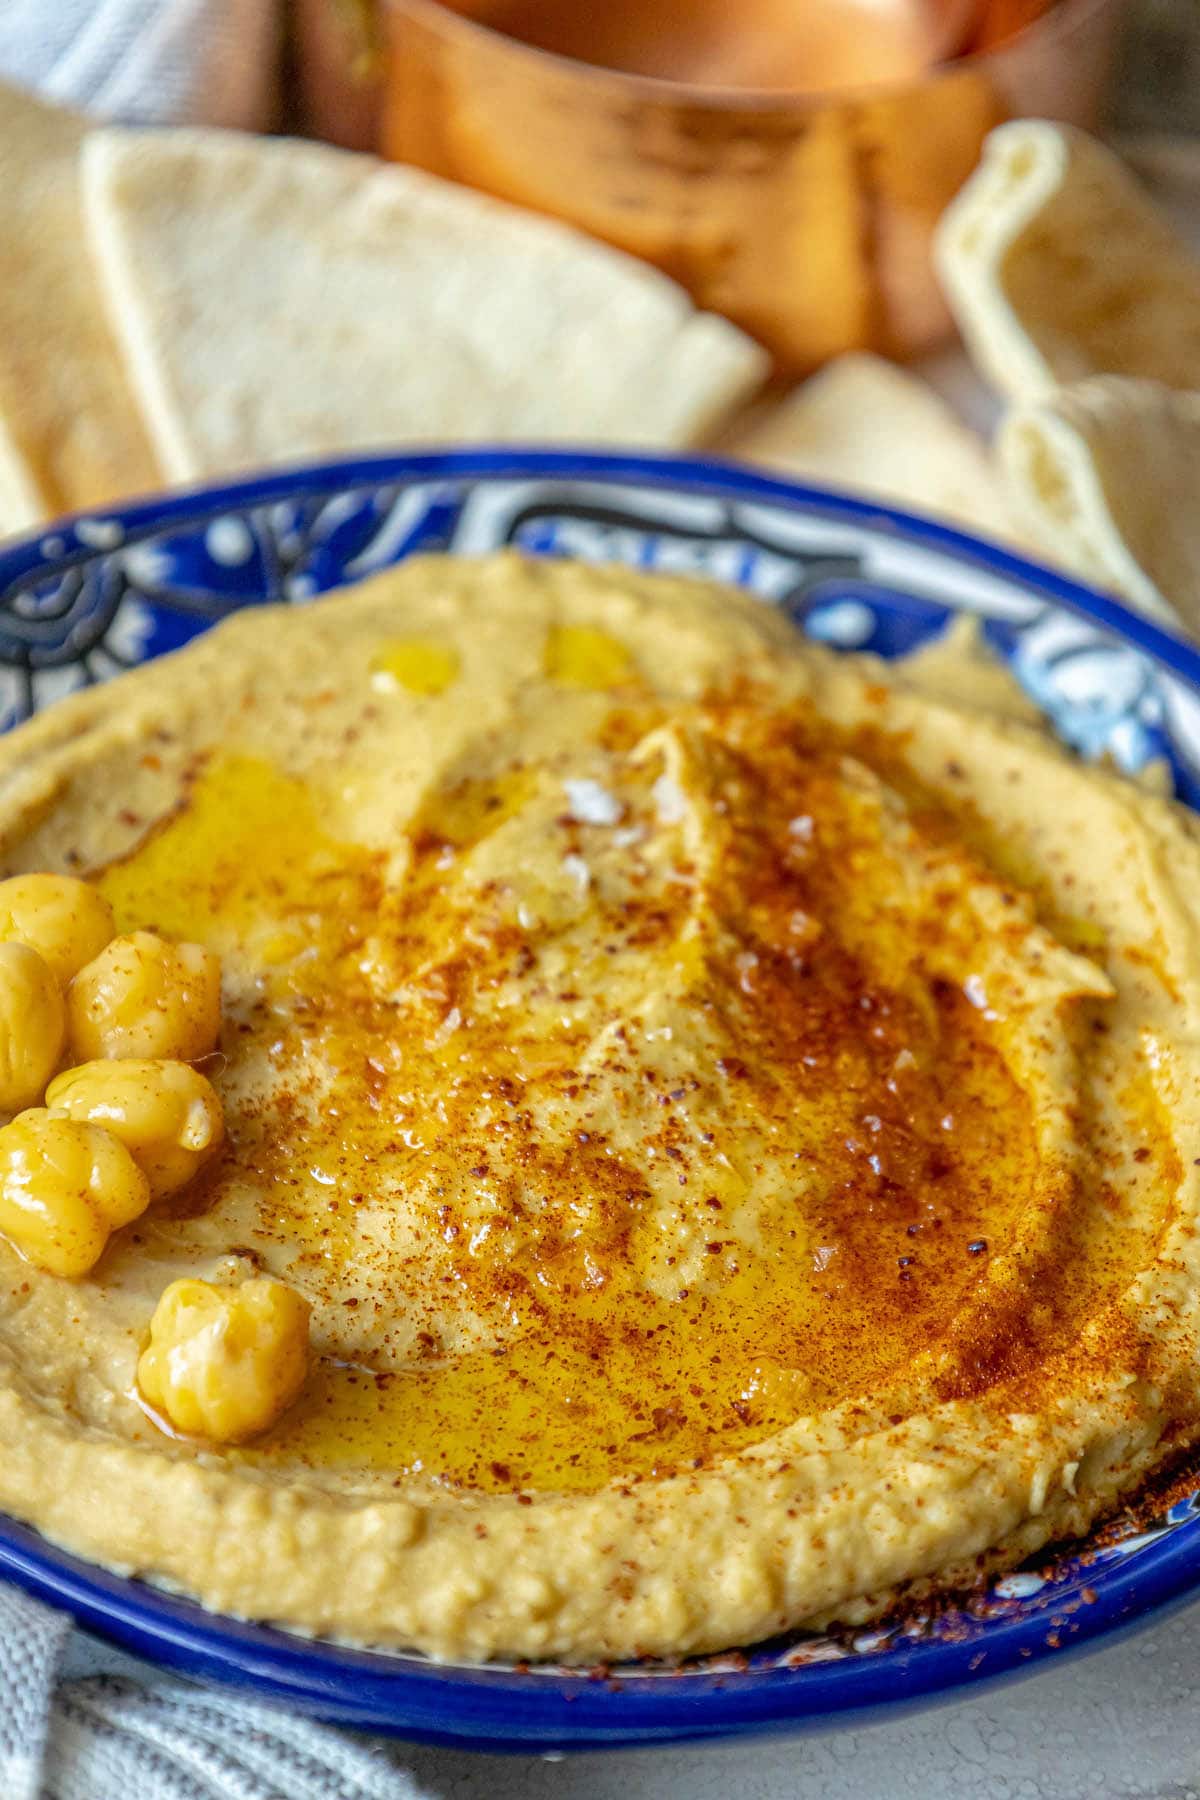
93 685 1176 1505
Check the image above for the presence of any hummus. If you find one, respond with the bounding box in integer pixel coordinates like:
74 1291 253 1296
0 550 1196 1663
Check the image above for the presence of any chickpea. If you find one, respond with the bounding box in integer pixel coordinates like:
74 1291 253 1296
46 1060 224 1199
0 1108 151 1277
0 873 114 985
68 930 221 1063
0 942 65 1114
138 1277 311 1443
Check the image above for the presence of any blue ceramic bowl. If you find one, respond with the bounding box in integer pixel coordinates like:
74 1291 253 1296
3 448 1200 1752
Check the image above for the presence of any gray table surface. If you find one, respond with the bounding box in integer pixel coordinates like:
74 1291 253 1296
375 1599 1200 1800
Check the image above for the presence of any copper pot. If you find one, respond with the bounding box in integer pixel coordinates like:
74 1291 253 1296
290 0 1126 373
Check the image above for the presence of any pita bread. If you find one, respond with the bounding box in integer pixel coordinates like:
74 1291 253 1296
720 352 1024 544
997 376 1200 632
82 127 768 482
0 85 158 535
935 121 1200 401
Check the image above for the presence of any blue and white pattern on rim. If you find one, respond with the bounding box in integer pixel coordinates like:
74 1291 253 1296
2 448 1200 1751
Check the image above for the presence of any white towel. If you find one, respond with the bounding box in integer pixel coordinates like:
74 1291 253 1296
0 1583 431 1800
0 0 278 128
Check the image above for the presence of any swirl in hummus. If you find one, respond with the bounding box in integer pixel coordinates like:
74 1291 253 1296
0 550 1195 1663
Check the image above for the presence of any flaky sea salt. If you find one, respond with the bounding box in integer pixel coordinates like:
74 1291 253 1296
651 772 687 825
562 853 591 892
563 778 623 826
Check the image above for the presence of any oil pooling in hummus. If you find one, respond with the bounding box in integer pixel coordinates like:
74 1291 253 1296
94 690 1131 1494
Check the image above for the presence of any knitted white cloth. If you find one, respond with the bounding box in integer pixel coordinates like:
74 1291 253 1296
0 0 278 128
0 1583 432 1800
0 1589 67 1800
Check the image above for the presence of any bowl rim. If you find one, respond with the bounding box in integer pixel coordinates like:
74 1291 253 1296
1 1498 1200 1748
6 443 1200 690
379 0 1118 113
3 443 1200 1749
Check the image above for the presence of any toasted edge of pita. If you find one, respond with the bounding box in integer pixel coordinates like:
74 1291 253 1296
718 352 1023 544
82 126 768 484
997 376 1200 632
935 121 1200 402
0 84 159 528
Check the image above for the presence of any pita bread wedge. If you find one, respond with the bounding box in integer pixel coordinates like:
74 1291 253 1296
82 127 768 482
0 85 158 535
936 121 1200 401
720 352 1023 543
997 376 1200 632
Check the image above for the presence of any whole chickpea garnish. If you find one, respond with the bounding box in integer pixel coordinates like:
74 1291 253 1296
0 873 227 1279
0 1108 151 1277
0 874 115 985
46 1059 224 1199
0 942 66 1114
138 1277 311 1443
68 930 221 1064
